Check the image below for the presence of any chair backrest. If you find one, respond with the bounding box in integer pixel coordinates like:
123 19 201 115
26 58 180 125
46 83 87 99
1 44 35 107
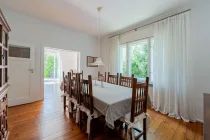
78 75 93 114
72 70 83 79
119 73 134 88
107 72 119 85
68 72 80 102
98 71 106 82
63 71 69 93
68 72 72 96
130 77 149 123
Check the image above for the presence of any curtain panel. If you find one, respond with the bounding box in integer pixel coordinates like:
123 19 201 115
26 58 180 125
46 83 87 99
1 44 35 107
109 36 120 74
152 11 197 122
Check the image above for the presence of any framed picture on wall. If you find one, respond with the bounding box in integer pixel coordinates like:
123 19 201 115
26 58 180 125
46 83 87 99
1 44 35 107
87 56 98 67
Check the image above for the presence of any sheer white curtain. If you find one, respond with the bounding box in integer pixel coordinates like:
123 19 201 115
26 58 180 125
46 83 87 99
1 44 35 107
152 11 196 122
109 36 120 74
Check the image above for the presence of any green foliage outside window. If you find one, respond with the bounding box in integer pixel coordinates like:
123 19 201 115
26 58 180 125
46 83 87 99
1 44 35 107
121 44 148 78
44 55 54 78
131 44 148 78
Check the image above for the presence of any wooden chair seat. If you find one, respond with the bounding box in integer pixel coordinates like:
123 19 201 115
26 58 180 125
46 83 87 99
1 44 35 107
120 112 147 125
78 105 99 132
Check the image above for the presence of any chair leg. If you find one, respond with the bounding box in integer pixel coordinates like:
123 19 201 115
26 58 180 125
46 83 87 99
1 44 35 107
104 124 109 139
88 119 93 140
125 123 128 131
79 110 82 130
130 128 133 140
63 96 66 110
143 118 147 140
71 102 74 113
69 102 74 118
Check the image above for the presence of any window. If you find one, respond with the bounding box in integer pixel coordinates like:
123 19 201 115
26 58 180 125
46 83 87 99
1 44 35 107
44 52 60 80
9 46 30 58
130 40 148 78
119 38 153 83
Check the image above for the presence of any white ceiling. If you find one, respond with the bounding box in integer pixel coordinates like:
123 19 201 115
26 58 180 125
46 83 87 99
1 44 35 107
0 0 190 36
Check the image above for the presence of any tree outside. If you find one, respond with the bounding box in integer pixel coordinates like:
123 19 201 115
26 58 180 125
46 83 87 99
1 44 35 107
121 43 148 78
44 55 55 78
131 44 148 78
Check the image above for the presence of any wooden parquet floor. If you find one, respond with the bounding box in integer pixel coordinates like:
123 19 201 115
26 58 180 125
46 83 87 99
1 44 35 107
7 91 203 140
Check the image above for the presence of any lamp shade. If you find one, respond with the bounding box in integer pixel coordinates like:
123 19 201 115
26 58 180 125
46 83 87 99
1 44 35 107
91 57 104 65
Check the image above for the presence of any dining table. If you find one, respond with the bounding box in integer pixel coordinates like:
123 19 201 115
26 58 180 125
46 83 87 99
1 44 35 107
92 80 133 129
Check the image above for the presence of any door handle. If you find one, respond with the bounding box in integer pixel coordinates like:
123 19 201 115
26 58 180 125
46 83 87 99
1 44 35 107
29 69 34 73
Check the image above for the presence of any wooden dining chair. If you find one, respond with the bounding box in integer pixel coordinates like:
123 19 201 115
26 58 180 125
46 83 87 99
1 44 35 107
68 73 80 117
107 72 119 85
121 77 149 140
119 73 134 88
98 71 106 82
72 70 83 79
63 71 69 110
78 75 94 140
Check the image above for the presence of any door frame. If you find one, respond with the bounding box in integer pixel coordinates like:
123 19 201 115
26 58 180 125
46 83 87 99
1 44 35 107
8 40 36 106
41 46 80 100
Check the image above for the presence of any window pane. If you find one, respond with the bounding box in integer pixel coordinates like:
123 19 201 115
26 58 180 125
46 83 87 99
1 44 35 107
3 49 7 66
9 46 30 58
130 41 148 78
2 68 6 85
2 31 6 47
44 52 60 79
44 54 55 78
119 46 126 76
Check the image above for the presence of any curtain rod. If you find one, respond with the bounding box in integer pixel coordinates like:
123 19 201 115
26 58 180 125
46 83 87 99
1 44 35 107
108 9 191 39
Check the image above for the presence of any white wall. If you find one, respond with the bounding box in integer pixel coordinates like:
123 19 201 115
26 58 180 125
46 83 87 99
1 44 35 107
60 50 78 74
4 8 98 102
189 0 210 122
101 0 210 122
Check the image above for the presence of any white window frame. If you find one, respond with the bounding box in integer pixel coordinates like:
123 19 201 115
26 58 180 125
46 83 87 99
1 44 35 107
119 37 153 83
119 44 126 76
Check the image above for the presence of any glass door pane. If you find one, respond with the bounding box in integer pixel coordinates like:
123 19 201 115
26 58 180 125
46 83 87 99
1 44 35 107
54 54 60 79
9 46 30 58
2 68 5 85
3 49 7 65
2 31 6 47
129 40 148 78
44 54 55 79
44 52 60 80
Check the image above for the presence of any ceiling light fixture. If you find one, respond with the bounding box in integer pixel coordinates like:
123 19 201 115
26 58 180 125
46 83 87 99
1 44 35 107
91 7 104 66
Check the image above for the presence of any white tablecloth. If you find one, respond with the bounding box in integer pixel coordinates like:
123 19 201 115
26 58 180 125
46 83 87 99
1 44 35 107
93 81 132 128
